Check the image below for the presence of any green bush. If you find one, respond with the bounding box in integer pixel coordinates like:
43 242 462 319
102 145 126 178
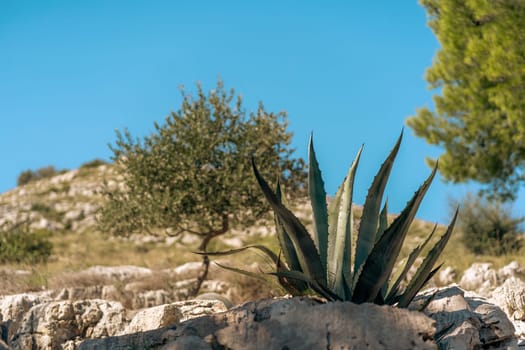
80 159 109 169
452 193 523 256
17 166 66 186
0 225 53 264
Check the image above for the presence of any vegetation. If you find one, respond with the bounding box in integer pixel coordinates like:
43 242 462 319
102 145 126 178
99 80 306 295
407 0 525 200
0 224 53 264
206 132 457 306
17 166 66 186
80 158 109 169
452 193 523 256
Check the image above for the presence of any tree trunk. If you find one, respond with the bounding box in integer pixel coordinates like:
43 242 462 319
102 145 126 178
189 213 229 297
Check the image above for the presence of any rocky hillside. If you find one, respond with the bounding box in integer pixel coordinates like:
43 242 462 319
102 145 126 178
0 164 116 232
2 164 525 348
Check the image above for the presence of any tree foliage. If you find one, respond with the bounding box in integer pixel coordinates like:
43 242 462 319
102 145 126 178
407 0 525 200
99 80 306 242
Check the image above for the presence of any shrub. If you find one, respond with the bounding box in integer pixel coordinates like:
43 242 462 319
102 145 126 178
80 159 109 169
452 193 523 256
205 132 457 307
0 224 53 264
17 165 65 186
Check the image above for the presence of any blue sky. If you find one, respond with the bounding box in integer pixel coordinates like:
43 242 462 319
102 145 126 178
1 1 523 224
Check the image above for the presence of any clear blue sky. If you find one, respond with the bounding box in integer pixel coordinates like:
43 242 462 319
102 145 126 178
2 1 523 224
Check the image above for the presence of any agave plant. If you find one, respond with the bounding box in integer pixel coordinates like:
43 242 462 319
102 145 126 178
203 132 457 307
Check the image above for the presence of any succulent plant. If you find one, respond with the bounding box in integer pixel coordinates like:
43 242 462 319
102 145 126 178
203 132 457 307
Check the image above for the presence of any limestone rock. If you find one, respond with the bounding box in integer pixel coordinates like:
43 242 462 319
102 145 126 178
0 293 51 342
78 297 436 350
9 299 126 350
412 285 517 349
460 261 523 296
82 265 153 280
490 277 525 340
460 263 499 295
125 303 183 334
437 266 456 286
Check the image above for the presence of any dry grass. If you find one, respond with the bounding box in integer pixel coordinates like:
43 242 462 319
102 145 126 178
2 204 525 301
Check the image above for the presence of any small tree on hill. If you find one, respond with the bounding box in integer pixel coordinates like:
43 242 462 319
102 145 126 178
98 80 306 295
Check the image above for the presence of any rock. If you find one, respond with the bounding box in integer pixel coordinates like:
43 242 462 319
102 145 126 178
173 262 203 277
171 299 228 322
490 277 525 340
437 266 456 286
499 261 523 280
0 293 52 342
82 265 153 280
125 303 182 334
78 297 436 350
411 285 517 349
460 263 499 296
460 261 523 297
9 299 126 349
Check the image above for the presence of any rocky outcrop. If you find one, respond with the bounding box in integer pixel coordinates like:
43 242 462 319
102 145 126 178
1 297 229 350
411 285 517 349
460 261 523 296
1 285 522 349
490 277 525 340
124 300 227 334
0 166 113 232
9 299 126 350
79 297 437 350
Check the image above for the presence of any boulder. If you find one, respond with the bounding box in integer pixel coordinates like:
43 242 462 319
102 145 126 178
460 263 499 295
460 261 523 296
490 277 525 341
124 299 227 335
411 285 517 349
9 299 126 350
79 296 437 349
0 293 52 342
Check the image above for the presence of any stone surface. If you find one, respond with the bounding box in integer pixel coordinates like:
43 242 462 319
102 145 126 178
79 297 437 350
411 285 517 349
460 263 499 295
460 261 523 297
490 277 525 340
0 293 52 343
125 303 183 334
8 299 126 350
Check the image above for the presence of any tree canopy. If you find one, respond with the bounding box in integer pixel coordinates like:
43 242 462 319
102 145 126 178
407 0 525 200
99 80 306 242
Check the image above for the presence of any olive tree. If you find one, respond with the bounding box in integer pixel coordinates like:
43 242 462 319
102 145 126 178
98 80 306 295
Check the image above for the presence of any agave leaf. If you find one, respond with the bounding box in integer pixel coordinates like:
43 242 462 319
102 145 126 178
376 200 391 300
327 174 344 284
195 244 279 265
354 132 403 281
308 134 329 273
269 270 341 301
252 158 326 285
352 163 437 304
275 180 304 274
214 262 269 282
276 251 307 294
397 210 458 308
385 224 438 304
376 198 389 244
327 146 362 297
